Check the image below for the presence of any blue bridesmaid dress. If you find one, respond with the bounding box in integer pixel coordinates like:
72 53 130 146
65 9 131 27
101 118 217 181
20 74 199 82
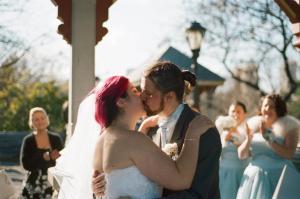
236 117 299 199
219 123 249 199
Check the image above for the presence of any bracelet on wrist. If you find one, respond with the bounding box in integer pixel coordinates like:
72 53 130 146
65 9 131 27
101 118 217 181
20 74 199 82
184 138 198 141
263 128 275 143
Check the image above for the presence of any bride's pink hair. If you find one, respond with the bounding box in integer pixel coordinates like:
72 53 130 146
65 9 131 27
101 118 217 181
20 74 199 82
95 76 129 128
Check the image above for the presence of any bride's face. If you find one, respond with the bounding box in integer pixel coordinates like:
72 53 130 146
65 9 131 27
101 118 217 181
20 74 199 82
125 83 146 117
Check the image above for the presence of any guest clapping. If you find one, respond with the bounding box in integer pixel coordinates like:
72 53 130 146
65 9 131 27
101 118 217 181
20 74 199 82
216 101 249 199
20 107 63 198
237 94 300 199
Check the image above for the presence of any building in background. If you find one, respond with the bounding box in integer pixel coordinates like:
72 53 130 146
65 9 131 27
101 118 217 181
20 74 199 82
127 46 224 117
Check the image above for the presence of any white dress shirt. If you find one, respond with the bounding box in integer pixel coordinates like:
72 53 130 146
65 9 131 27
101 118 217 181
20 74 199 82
157 104 184 148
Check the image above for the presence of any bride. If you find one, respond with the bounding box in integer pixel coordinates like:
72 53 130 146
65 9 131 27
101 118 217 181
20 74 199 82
54 75 213 199
93 76 213 198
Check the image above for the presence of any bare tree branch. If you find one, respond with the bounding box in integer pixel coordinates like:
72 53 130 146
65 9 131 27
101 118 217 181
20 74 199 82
183 0 299 101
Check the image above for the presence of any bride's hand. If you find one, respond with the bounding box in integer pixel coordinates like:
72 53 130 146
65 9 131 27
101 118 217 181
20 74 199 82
186 115 214 140
138 115 159 134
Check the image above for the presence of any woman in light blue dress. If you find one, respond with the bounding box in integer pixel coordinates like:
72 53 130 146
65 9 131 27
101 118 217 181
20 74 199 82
237 94 300 199
216 101 250 199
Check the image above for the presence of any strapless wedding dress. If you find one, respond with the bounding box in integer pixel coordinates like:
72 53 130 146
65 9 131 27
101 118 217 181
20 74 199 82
102 166 162 199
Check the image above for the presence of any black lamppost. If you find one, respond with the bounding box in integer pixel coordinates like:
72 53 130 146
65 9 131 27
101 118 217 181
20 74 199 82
186 21 206 111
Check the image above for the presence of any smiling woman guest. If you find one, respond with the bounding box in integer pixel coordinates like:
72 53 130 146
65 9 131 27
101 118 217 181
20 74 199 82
217 101 250 199
20 107 63 199
236 94 300 199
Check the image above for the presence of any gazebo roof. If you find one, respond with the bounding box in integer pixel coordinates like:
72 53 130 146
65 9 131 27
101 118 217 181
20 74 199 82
128 46 224 87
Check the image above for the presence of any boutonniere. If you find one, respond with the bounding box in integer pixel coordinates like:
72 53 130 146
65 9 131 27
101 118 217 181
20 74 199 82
162 143 178 160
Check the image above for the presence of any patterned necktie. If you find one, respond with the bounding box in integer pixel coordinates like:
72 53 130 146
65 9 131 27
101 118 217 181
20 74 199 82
160 125 168 148
158 104 184 148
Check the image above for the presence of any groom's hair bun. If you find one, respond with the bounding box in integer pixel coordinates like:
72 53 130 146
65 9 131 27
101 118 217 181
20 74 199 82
181 70 196 87
95 76 129 128
144 61 197 102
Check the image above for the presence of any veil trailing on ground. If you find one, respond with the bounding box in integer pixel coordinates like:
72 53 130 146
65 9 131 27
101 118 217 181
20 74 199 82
53 91 101 199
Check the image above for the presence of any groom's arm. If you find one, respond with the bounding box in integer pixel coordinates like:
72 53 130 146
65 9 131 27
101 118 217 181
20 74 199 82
92 171 132 199
92 171 106 198
161 127 221 199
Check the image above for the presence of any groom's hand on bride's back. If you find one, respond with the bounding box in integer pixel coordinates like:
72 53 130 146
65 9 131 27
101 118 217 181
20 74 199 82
92 170 106 197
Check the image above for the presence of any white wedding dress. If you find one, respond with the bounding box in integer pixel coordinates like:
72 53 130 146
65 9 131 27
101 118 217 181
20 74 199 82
102 166 162 199
53 87 162 199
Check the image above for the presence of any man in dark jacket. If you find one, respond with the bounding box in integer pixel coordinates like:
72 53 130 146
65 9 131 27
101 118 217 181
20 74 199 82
93 61 221 199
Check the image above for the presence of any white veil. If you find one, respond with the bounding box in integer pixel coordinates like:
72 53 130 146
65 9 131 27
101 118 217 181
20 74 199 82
54 92 101 199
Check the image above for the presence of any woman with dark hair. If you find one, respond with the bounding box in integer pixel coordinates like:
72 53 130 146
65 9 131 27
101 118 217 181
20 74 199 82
216 101 250 199
237 94 300 199
91 75 213 198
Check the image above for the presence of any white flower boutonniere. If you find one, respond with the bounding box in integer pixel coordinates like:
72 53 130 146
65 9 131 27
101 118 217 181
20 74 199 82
162 143 178 160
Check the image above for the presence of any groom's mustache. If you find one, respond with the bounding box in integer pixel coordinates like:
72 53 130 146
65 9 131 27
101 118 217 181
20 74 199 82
142 101 155 116
142 100 164 116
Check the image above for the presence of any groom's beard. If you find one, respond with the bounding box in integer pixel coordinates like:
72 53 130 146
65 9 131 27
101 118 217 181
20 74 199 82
143 97 164 116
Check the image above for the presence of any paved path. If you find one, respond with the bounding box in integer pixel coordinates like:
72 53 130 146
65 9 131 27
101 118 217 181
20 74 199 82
0 165 26 197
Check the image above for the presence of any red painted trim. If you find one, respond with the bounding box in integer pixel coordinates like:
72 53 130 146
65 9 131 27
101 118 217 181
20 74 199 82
275 0 300 23
51 0 72 44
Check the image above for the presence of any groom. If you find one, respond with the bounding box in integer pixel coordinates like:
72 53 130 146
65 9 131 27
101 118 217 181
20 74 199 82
93 61 221 199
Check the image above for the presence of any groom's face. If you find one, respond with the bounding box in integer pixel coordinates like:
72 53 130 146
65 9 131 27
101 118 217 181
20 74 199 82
140 77 165 116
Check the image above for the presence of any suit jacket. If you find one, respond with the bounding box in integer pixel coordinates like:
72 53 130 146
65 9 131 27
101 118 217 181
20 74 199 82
148 104 221 199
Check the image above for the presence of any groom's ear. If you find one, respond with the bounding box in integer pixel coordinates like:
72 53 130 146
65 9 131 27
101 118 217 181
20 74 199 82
164 91 176 101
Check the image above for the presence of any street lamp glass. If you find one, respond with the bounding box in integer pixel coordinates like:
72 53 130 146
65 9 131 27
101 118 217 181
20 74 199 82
186 22 206 51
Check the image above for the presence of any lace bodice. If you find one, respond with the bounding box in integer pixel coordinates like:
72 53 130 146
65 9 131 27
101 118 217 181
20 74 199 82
102 166 162 199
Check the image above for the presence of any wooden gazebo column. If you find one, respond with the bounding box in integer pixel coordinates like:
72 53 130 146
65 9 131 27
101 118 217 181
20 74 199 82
51 0 115 140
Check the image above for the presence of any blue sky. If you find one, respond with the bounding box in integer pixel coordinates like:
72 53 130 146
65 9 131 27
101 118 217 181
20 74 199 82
1 0 227 81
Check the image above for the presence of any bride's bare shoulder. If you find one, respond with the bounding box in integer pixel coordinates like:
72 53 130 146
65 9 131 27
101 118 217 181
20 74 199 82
125 131 154 147
129 130 151 139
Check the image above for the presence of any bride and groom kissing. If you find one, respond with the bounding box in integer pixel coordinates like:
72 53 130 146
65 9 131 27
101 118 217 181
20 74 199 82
89 61 222 199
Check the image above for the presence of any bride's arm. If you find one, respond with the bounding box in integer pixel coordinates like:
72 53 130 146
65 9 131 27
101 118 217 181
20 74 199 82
130 115 214 190
138 115 159 135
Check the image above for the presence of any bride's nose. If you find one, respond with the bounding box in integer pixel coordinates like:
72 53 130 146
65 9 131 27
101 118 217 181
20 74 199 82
136 91 141 97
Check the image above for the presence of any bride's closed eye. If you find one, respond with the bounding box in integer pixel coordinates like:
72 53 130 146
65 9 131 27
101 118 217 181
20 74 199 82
131 87 141 96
